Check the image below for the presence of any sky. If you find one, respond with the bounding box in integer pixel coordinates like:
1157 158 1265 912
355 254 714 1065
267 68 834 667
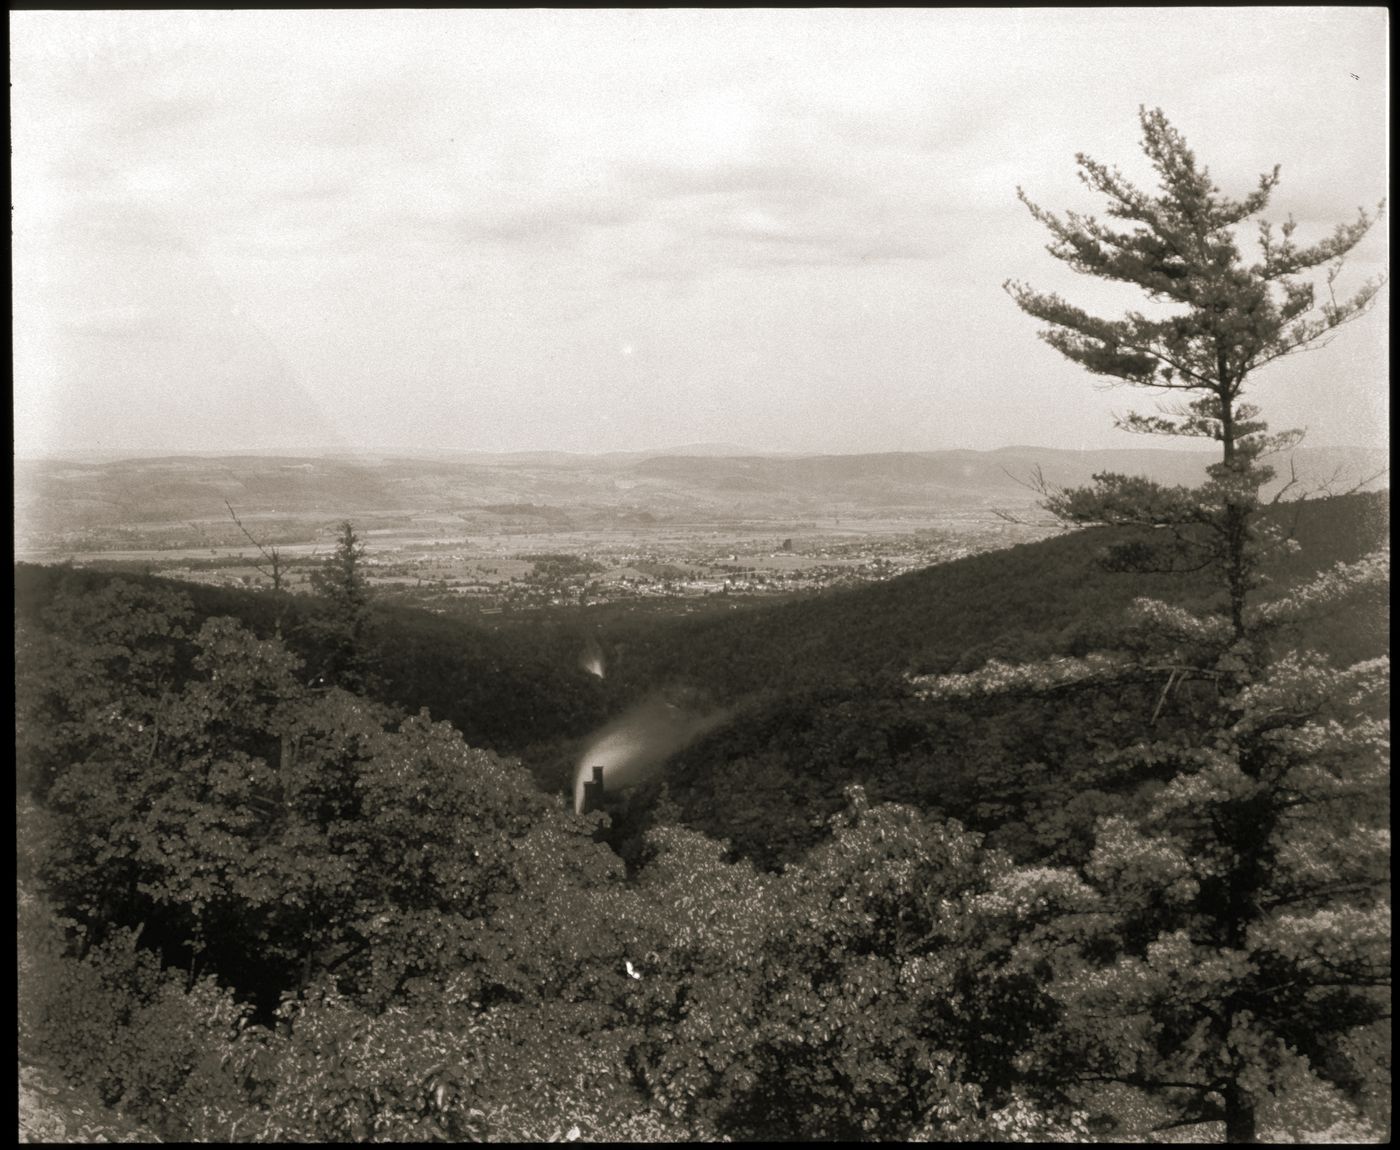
11 8 1389 458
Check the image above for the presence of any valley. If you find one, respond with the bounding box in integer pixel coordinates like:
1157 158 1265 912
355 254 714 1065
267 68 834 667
26 514 1055 616
13 443 1382 616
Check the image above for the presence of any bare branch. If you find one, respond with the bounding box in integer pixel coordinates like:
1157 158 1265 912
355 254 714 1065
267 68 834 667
1150 668 1179 725
1267 455 1302 507
1151 1111 1225 1135
225 500 285 591
1332 466 1389 498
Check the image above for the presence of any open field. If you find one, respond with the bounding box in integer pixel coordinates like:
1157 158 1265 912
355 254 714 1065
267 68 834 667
27 510 1057 613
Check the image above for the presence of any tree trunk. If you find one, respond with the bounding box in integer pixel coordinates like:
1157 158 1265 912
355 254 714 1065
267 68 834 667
1225 504 1249 641
300 942 316 992
1223 1081 1257 1143
1215 382 1253 642
1219 378 1235 467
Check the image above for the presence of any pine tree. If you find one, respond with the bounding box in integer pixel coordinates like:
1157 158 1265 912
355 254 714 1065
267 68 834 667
307 521 373 690
1006 106 1383 642
976 108 1389 1142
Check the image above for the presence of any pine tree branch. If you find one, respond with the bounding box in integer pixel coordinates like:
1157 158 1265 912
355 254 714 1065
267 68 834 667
1261 879 1388 911
1151 1109 1225 1134
1073 1072 1216 1092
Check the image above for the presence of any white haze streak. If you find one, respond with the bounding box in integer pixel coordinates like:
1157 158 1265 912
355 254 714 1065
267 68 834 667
573 696 728 813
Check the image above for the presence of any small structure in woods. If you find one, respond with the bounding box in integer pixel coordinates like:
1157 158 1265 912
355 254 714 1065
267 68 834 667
581 766 605 813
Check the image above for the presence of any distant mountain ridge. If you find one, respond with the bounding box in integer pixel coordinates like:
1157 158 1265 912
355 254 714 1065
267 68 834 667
15 445 1387 544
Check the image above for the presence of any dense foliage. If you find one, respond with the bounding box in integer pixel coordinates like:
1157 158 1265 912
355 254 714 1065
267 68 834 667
13 570 1089 1140
17 506 1385 1144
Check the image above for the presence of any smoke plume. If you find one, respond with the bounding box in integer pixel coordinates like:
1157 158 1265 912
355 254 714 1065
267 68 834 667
573 696 727 813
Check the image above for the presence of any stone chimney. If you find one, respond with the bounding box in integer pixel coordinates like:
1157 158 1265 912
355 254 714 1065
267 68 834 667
581 765 605 813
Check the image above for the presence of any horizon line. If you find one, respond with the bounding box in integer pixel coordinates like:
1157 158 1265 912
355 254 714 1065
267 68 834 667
14 440 1388 465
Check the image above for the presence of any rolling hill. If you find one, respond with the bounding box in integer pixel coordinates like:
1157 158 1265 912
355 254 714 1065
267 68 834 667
15 445 1386 547
576 490 1389 866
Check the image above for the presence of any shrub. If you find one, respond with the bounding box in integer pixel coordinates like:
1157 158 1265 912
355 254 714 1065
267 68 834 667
19 883 256 1139
257 985 488 1142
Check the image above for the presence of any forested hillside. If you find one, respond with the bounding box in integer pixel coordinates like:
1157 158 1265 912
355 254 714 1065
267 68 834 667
14 561 610 758
16 489 1387 1141
579 492 1389 867
16 490 1383 783
16 489 1385 873
596 490 1388 700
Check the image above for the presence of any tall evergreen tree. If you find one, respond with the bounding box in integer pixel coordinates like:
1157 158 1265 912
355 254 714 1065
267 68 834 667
1006 105 1383 641
307 521 373 691
986 107 1389 1142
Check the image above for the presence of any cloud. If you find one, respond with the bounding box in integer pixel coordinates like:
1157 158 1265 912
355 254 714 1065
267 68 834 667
380 190 645 248
617 155 857 205
58 207 193 254
105 91 223 143
10 10 1389 458
60 306 167 340
610 149 945 278
698 214 933 267
621 222 935 283
17 11 980 281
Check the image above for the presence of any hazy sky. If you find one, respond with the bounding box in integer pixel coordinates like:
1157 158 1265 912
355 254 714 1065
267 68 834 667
11 9 1389 458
